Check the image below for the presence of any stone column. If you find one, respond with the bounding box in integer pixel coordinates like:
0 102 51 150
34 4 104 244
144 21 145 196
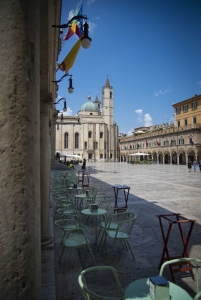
157 154 159 164
170 155 172 164
50 110 58 162
40 93 53 247
0 0 41 299
177 155 179 165
163 155 165 164
186 154 188 165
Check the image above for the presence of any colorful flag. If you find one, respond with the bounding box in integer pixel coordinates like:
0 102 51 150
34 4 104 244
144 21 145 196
146 140 148 147
57 39 81 73
136 143 139 150
64 2 83 41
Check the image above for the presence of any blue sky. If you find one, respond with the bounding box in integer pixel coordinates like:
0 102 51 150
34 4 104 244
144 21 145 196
55 0 201 135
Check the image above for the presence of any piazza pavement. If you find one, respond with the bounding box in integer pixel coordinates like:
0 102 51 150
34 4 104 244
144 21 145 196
42 161 201 300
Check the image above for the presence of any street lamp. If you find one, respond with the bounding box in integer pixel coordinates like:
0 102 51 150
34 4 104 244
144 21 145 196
80 22 92 49
52 74 74 94
52 15 92 49
68 76 74 93
54 97 67 112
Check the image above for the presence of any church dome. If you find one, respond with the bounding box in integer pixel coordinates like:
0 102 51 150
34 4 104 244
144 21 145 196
80 95 99 112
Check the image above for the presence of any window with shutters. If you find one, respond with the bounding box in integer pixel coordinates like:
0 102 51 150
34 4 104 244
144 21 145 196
176 107 181 114
192 102 197 109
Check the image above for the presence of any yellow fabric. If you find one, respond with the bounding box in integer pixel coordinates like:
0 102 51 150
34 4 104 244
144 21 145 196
71 23 77 33
57 39 81 73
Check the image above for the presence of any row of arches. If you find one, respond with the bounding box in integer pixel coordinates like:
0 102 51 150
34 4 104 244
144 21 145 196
120 147 200 165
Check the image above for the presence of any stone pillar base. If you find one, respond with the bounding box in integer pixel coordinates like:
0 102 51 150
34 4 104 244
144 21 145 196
41 234 53 249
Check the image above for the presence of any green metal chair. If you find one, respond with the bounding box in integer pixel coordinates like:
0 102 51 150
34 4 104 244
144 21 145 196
56 200 78 219
52 193 72 219
78 266 124 300
98 196 113 211
159 258 201 300
194 292 201 300
97 209 128 247
55 219 96 272
104 212 137 263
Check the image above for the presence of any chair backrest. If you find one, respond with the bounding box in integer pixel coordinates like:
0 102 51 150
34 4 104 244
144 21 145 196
104 209 128 227
55 219 84 243
78 266 124 300
99 196 113 211
113 212 137 237
95 193 107 203
159 258 201 296
194 291 201 300
84 188 98 202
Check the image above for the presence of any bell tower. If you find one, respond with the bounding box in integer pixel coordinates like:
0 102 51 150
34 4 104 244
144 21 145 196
102 77 113 126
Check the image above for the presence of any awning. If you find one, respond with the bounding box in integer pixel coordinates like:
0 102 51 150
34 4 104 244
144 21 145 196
129 152 150 156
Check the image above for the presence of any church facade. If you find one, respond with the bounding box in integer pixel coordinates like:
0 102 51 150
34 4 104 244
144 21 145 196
56 78 119 161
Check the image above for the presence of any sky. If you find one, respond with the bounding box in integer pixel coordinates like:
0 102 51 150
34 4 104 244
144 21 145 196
55 0 201 136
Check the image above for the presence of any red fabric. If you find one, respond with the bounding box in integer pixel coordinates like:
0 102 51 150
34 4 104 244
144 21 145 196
64 28 74 40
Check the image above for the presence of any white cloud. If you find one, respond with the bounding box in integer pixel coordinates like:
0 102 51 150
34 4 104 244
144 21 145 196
135 109 143 122
135 109 142 114
58 108 73 116
144 114 152 126
198 81 201 85
135 108 153 126
154 89 171 97
68 10 74 20
127 130 133 136
88 21 96 33
87 0 95 5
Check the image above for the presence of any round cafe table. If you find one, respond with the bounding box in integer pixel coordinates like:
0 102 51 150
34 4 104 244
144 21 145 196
81 208 107 244
124 278 193 300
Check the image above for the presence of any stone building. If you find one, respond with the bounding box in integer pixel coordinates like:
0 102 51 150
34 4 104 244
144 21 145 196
119 94 201 164
0 1 62 299
56 77 119 162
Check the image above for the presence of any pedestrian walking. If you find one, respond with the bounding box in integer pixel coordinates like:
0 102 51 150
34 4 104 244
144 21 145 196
188 159 192 172
199 160 201 173
193 160 198 172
